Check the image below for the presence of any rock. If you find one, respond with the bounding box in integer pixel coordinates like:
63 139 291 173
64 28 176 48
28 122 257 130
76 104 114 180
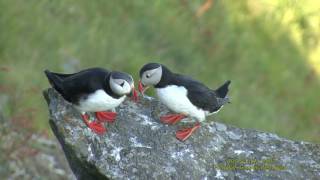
43 88 320 179
0 110 75 180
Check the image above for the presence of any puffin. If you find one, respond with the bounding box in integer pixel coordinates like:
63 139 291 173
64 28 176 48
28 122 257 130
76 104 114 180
44 67 138 135
138 63 231 141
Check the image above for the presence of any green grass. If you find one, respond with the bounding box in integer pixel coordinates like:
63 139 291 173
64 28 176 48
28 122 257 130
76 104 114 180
0 0 319 142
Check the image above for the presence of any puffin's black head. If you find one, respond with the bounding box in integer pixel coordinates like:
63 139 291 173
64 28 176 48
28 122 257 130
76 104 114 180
109 71 138 101
138 63 164 95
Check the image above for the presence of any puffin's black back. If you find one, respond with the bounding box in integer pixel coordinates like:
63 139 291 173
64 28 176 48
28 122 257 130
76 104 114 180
44 68 119 104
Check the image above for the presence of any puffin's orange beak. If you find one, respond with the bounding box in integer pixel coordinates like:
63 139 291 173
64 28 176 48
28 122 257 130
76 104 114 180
138 80 149 96
130 84 139 102
138 80 144 94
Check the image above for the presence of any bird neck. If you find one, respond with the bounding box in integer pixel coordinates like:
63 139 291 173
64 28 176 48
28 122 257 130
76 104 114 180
154 66 174 88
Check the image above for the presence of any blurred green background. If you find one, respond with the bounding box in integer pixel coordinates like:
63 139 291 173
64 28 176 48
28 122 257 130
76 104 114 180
0 0 319 145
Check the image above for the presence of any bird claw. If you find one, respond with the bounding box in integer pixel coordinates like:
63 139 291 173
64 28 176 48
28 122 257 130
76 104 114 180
176 123 200 141
95 111 117 123
160 114 186 125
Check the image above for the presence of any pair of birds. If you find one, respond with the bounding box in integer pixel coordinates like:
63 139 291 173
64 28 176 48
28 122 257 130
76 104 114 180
45 63 231 141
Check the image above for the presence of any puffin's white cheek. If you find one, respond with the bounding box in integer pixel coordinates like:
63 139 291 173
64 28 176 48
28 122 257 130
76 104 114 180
124 83 131 94
115 86 123 94
149 77 157 85
141 77 147 85
144 78 154 86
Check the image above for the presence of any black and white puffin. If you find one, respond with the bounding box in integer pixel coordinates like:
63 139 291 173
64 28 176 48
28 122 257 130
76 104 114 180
45 67 138 135
138 63 230 141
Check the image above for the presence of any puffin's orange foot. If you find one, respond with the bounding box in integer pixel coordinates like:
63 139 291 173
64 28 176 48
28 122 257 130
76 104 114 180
81 114 107 135
88 121 106 135
95 111 117 123
160 114 186 125
176 122 200 141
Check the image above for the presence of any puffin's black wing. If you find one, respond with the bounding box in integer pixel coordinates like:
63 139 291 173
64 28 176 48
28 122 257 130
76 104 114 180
173 74 229 113
44 68 110 103
187 84 221 112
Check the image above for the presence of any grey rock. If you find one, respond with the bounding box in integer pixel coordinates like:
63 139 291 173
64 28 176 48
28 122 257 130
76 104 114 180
0 110 75 180
44 88 320 180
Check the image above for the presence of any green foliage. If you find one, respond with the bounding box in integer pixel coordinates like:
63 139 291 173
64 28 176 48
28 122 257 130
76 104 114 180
0 0 319 142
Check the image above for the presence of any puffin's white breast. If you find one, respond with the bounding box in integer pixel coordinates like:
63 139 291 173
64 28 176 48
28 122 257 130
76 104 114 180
75 89 126 112
156 85 206 121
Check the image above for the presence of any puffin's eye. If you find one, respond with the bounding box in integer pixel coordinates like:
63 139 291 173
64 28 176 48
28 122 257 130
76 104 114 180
120 82 125 87
146 74 151 78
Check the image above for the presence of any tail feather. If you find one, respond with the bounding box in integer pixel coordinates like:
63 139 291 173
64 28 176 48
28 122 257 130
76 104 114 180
215 80 231 98
44 70 64 94
217 96 230 105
